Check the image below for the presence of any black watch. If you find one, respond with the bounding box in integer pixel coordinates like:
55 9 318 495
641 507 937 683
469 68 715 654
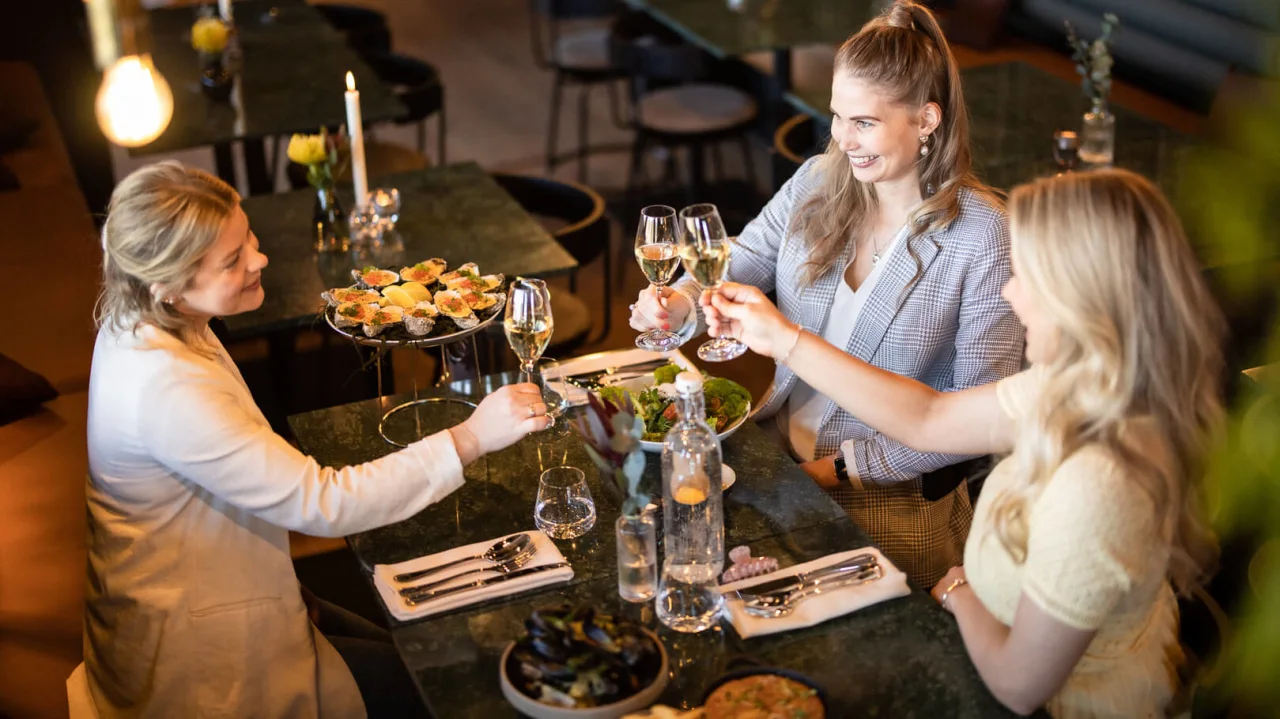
832 449 851 484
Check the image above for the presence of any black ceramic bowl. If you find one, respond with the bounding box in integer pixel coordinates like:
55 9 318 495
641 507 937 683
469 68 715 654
700 664 830 717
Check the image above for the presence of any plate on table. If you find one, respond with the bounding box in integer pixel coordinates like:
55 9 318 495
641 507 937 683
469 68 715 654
598 362 752 453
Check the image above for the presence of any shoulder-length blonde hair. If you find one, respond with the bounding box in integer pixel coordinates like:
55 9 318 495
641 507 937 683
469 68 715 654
793 0 999 285
96 161 240 349
995 169 1222 595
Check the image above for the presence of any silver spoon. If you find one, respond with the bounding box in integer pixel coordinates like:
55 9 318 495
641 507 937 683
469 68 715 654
393 533 532 584
743 566 884 618
399 545 539 597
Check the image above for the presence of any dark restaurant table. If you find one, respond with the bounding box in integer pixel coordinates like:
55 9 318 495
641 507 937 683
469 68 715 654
788 61 1197 194
139 0 405 194
224 162 577 340
289 369 1026 717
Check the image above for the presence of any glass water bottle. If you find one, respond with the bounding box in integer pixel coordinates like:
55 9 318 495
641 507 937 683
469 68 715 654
656 371 725 633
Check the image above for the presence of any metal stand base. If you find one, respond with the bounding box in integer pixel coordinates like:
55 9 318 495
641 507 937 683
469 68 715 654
379 397 478 448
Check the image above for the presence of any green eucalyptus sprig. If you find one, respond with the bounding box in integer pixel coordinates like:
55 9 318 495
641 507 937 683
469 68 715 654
1066 12 1120 104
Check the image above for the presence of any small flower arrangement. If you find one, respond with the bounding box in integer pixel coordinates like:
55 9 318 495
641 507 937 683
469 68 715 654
287 127 348 190
191 16 230 55
1066 13 1120 105
570 391 650 517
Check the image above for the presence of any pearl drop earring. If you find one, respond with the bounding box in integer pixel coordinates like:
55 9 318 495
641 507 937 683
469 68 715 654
919 135 930 157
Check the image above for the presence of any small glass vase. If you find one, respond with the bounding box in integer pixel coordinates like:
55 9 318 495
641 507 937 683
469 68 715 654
616 511 658 603
1079 98 1115 168
313 184 349 253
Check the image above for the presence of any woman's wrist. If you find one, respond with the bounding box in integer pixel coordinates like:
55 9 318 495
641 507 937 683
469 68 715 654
449 423 481 465
775 323 804 364
940 577 971 613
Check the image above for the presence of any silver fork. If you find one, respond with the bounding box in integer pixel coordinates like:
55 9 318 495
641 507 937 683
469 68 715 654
742 566 884 618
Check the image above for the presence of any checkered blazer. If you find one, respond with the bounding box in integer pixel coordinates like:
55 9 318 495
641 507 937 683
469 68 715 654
673 157 1025 586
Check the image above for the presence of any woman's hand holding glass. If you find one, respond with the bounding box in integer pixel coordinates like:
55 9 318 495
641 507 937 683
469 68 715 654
701 282 799 360
451 383 551 462
628 285 692 336
633 205 684 351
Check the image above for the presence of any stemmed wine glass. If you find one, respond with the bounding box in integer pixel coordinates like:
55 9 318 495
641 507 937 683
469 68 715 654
504 278 558 427
678 203 747 362
633 205 682 351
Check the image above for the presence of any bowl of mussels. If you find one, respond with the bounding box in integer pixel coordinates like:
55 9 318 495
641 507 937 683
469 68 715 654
500 605 669 719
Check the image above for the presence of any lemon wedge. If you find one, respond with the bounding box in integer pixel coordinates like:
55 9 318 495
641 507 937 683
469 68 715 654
673 486 707 506
382 285 416 308
399 281 431 303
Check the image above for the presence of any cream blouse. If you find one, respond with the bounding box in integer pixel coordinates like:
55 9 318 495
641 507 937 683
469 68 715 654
965 370 1183 718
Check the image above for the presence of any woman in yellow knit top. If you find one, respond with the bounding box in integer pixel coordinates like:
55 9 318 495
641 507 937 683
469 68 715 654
700 169 1221 717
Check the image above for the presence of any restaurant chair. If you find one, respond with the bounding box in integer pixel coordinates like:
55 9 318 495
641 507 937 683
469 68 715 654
363 52 447 166
491 173 611 349
773 113 823 181
528 0 628 181
611 21 759 210
314 4 393 59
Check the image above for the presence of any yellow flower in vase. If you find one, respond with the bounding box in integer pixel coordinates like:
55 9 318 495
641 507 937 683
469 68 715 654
191 17 230 55
287 133 330 166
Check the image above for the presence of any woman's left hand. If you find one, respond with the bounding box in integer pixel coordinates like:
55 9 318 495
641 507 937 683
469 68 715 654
931 566 969 612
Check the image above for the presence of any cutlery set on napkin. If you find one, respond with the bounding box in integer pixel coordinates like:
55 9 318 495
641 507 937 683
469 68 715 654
372 531 574 622
719 547 911 638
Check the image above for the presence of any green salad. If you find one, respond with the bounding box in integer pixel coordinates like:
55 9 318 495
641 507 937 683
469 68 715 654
600 363 751 442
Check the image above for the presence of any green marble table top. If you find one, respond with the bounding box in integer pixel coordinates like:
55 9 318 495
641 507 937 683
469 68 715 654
787 61 1197 193
138 0 405 153
224 163 577 338
624 0 877 58
288 369 1021 717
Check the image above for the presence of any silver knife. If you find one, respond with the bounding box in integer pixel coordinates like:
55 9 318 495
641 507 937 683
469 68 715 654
731 553 878 601
560 359 671 383
403 562 571 606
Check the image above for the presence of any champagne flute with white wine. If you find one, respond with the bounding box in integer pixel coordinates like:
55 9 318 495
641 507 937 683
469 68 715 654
505 277 557 426
633 205 683 351
678 204 746 362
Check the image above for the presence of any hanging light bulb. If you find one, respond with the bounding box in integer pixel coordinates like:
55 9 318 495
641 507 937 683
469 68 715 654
95 55 173 148
85 0 173 147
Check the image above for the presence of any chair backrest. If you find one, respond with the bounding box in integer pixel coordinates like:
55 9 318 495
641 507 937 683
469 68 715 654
362 53 443 125
491 174 610 267
774 113 823 169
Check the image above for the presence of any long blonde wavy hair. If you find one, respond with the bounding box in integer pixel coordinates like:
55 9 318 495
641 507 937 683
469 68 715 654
95 161 240 349
793 0 999 285
993 169 1222 594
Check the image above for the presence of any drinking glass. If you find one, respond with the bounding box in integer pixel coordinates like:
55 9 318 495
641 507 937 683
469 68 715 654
1053 130 1081 174
505 278 556 428
678 204 747 362
616 510 658 602
370 187 401 230
535 467 596 539
633 205 683 352
538 357 571 422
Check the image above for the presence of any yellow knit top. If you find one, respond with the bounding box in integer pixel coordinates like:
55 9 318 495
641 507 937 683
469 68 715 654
964 370 1183 718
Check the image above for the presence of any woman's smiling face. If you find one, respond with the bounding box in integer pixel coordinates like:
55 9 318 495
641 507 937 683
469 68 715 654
829 70 939 186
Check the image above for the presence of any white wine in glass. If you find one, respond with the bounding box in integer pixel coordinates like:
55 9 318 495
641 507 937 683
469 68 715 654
678 203 747 362
504 277 557 427
633 205 683 352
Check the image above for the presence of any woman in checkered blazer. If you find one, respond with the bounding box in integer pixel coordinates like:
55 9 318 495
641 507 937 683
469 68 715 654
631 1 1024 587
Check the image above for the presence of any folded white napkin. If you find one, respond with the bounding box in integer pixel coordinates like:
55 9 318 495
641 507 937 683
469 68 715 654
720 547 910 639
372 531 573 622
547 348 694 406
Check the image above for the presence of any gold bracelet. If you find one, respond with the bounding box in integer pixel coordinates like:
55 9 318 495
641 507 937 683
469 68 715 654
940 577 968 611
775 324 803 365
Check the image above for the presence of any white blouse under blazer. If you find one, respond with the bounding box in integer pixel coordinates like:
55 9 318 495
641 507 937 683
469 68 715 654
68 324 467 718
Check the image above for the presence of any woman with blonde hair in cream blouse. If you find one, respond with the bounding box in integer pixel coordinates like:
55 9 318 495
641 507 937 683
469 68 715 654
701 168 1221 717
69 161 553 718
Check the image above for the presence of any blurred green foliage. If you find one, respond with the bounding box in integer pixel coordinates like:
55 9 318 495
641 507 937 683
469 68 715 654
1182 87 1280 708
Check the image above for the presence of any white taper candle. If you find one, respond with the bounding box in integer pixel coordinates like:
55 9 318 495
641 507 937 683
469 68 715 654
344 71 369 207
218 0 234 24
